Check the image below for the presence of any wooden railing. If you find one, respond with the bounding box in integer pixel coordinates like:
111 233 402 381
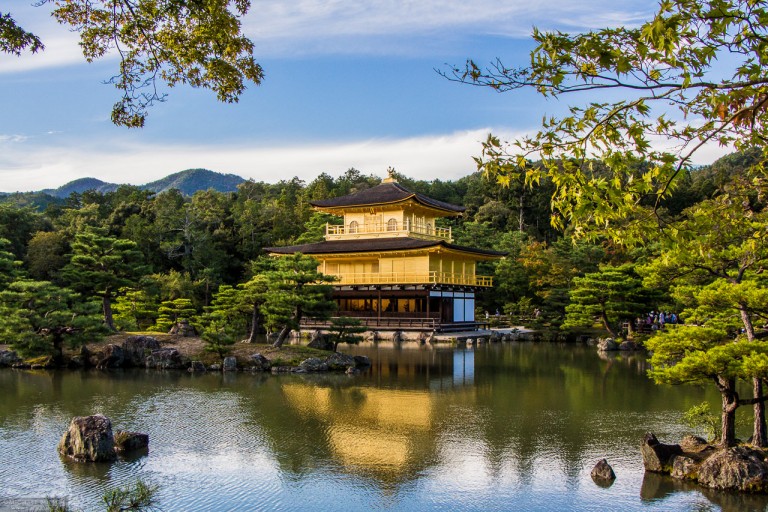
328 271 493 287
326 222 451 241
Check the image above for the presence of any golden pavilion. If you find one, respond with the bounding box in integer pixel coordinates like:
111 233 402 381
266 175 504 330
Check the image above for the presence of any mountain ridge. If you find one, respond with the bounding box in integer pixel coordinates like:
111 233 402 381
27 169 247 198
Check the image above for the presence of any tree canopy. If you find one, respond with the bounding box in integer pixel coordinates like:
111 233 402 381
449 0 768 241
3 0 263 127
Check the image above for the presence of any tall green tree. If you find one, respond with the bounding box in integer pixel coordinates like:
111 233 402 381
112 288 160 331
641 178 768 445
261 254 336 348
647 326 768 447
327 317 367 352
0 238 22 290
0 280 103 361
155 298 197 333
61 229 147 331
563 264 651 337
238 272 270 343
25 231 69 281
450 0 768 240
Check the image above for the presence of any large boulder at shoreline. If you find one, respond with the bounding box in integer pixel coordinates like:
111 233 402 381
297 357 328 372
641 433 683 473
188 361 206 372
0 350 21 367
96 344 125 369
618 340 639 351
697 446 768 492
671 455 701 480
145 348 183 369
122 336 161 367
308 330 334 351
597 338 619 351
223 356 238 372
58 415 116 462
249 353 271 371
353 355 371 367
680 435 713 454
326 352 356 371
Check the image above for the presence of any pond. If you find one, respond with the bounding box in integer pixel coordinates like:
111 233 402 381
0 341 766 511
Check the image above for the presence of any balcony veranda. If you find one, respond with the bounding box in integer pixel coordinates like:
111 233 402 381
328 271 493 287
325 221 451 241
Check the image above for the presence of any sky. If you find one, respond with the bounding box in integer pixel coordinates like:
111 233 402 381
0 0 734 193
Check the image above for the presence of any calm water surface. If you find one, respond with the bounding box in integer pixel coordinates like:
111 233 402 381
1 342 766 511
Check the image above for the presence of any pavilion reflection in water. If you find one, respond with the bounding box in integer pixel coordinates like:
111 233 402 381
280 345 476 477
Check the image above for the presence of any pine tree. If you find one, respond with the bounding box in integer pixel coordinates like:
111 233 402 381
261 254 336 348
111 288 159 331
198 285 249 350
328 317 367 352
0 238 23 290
238 273 269 343
0 280 104 361
155 298 197 333
61 229 147 330
647 326 768 447
562 264 651 338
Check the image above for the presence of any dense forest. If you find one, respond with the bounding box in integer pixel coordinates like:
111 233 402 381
0 151 762 358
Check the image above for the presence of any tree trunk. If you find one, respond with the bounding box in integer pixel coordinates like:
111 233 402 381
754 378 768 447
272 324 291 348
247 304 260 344
52 333 64 365
272 307 303 348
739 305 756 342
718 377 739 448
738 305 766 446
102 294 116 331
600 312 617 338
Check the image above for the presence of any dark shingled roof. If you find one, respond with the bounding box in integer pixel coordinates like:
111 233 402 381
310 182 465 214
265 237 506 257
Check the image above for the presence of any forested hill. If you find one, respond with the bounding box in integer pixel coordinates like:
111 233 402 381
41 177 119 197
142 169 245 195
22 169 246 198
0 150 761 336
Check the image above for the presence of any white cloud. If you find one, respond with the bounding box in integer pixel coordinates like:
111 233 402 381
1 0 655 71
0 129 501 191
0 125 734 193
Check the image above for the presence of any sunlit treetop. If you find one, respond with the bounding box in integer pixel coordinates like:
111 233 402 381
448 0 768 243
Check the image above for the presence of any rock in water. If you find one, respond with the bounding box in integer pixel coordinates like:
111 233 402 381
297 357 328 372
591 459 616 482
0 350 21 367
697 446 768 492
641 433 683 473
58 415 116 462
618 340 638 351
248 353 271 371
597 338 618 351
114 431 149 453
223 356 238 372
188 361 206 372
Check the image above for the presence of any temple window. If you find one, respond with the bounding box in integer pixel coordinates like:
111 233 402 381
349 220 359 233
387 218 398 231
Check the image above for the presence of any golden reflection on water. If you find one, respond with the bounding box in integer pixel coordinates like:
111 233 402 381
282 384 440 475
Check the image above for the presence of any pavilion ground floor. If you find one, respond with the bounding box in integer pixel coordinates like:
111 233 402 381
304 285 488 332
